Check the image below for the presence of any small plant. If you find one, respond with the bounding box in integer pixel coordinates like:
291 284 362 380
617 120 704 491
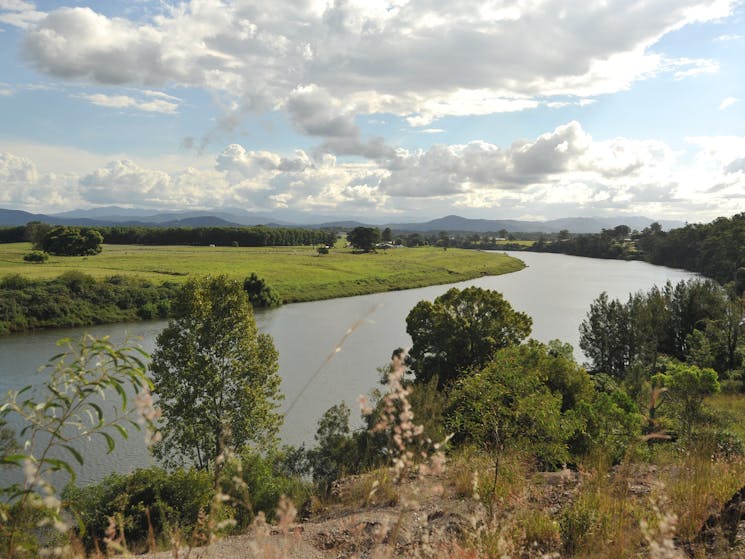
22 251 49 263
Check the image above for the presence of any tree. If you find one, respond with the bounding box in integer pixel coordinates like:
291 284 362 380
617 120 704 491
150 276 282 472
347 226 380 252
243 273 282 308
24 221 51 249
446 342 584 469
40 226 103 256
656 361 720 439
406 286 532 387
381 227 393 243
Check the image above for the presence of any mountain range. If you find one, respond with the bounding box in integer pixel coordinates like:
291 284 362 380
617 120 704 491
0 207 685 234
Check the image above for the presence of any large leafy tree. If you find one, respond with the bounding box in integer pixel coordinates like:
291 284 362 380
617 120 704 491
347 226 380 252
150 276 282 471
406 286 532 387
40 226 103 256
447 342 584 468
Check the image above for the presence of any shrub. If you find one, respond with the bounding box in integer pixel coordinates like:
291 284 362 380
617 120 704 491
447 341 591 468
64 467 214 553
23 251 49 263
243 273 282 308
222 449 313 528
0 273 34 290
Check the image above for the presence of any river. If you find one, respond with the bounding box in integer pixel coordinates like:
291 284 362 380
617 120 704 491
0 252 697 486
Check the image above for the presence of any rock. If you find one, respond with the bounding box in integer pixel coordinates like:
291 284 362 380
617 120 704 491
697 485 745 553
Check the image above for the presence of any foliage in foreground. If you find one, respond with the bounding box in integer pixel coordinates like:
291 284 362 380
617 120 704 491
63 449 312 554
0 336 158 559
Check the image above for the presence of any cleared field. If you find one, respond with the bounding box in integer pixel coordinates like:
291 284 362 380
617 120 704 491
0 243 525 302
492 240 535 247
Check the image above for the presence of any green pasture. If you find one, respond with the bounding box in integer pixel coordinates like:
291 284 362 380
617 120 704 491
492 240 534 247
0 243 525 303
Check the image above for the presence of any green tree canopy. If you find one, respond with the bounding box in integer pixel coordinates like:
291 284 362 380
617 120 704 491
655 360 720 439
150 275 282 471
406 286 532 387
446 342 585 468
243 273 282 308
347 226 381 252
40 226 103 256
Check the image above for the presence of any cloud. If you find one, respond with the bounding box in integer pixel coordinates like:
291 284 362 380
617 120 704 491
376 121 676 197
79 160 173 204
76 91 180 113
0 151 75 209
0 151 38 183
0 0 44 29
3 120 745 220
21 0 736 133
285 85 358 137
719 96 739 110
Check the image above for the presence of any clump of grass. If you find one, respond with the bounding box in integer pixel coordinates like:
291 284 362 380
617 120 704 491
518 509 562 552
446 446 529 506
557 454 653 559
658 444 745 541
334 468 400 508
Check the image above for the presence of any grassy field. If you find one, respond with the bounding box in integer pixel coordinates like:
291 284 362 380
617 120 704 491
0 243 525 303
492 239 535 247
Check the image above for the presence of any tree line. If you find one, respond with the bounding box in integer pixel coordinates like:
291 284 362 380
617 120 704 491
0 222 336 248
0 271 281 335
532 214 745 292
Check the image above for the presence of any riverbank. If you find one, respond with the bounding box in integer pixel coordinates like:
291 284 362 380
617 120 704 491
0 243 524 333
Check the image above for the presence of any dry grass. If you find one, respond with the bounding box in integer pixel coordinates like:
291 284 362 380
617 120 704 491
659 448 745 541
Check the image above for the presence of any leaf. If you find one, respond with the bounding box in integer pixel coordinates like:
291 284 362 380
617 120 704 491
42 457 75 479
112 382 127 410
114 424 129 440
88 402 104 423
17 385 32 397
1 454 28 466
61 444 84 466
100 432 116 453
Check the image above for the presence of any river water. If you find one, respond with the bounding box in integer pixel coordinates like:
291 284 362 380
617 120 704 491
0 252 697 486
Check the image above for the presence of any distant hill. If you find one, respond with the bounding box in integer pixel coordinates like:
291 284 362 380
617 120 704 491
49 207 295 227
386 214 684 234
0 207 685 233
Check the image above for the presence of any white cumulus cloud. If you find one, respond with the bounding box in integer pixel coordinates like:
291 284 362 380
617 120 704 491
20 0 736 133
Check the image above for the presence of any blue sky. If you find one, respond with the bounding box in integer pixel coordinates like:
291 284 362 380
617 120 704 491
0 0 744 222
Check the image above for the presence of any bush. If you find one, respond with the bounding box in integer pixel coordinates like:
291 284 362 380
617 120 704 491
223 449 313 528
63 467 214 553
243 273 282 308
447 341 592 468
0 273 33 290
23 251 49 263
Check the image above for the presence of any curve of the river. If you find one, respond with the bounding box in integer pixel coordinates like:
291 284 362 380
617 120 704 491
0 252 697 486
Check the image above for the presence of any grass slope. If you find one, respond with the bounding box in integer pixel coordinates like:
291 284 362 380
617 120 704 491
0 243 525 302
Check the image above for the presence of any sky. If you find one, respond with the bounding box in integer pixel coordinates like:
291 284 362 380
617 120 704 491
0 0 744 223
